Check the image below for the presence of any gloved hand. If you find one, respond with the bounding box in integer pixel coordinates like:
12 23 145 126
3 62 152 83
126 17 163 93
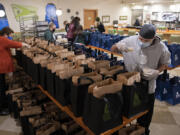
8 72 13 78
22 42 31 48
111 43 133 53
142 68 160 80
7 72 13 83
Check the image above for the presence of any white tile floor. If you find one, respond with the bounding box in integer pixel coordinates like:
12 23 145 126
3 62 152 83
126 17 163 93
0 100 180 135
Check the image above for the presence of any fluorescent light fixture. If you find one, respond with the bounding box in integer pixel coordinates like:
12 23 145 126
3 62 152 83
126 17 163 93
123 7 128 11
56 9 62 16
144 6 148 10
0 10 5 17
132 5 143 9
170 5 176 11
152 5 163 12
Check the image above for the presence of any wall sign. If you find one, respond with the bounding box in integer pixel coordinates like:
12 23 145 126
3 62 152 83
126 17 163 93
67 9 71 13
76 11 79 15
119 16 128 21
102 16 110 23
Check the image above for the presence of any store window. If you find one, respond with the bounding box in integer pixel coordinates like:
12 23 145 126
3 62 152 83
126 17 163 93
0 3 9 30
45 3 59 28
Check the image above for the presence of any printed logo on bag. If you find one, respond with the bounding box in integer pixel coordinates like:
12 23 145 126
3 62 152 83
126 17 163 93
176 92 180 99
103 104 111 122
163 88 168 94
175 55 178 61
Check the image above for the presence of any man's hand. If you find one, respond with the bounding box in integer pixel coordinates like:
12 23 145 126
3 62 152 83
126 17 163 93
111 44 134 53
111 45 119 53
142 68 160 80
158 65 168 72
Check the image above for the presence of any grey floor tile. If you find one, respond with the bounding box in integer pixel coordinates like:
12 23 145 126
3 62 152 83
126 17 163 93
152 109 177 125
0 130 21 135
171 112 180 126
154 100 170 107
0 116 22 133
150 123 180 135
0 115 9 126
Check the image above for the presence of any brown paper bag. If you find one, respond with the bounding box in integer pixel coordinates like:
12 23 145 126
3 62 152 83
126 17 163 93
51 62 73 73
55 49 68 55
117 72 141 86
76 58 95 65
88 60 110 71
33 55 50 64
88 78 123 98
58 66 84 79
67 54 86 62
72 72 102 85
58 51 75 58
99 65 124 76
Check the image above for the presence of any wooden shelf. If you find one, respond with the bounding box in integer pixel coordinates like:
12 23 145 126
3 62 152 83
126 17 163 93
86 45 123 57
38 85 94 135
167 65 180 70
38 85 148 135
86 45 180 70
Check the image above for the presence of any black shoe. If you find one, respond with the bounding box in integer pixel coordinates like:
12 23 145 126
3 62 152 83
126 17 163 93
0 108 10 116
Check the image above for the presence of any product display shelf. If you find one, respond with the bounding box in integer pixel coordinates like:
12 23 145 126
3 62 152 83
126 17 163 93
38 85 148 135
35 21 49 38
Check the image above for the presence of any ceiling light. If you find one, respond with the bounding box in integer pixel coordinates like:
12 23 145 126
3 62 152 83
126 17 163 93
123 7 128 11
0 10 5 17
132 5 143 9
144 6 149 10
170 5 176 11
56 9 62 16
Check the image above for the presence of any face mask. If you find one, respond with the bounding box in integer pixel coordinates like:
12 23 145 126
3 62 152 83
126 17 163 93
8 36 13 40
52 29 55 32
138 39 152 48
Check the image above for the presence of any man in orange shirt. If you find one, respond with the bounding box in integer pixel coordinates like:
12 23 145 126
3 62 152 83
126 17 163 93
0 27 30 115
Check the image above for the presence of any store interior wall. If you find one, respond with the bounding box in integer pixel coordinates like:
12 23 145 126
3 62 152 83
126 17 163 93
56 0 132 27
0 0 180 32
0 0 59 32
0 0 132 32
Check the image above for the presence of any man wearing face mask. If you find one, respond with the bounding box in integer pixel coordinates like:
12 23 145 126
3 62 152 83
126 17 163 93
44 22 56 43
111 24 171 135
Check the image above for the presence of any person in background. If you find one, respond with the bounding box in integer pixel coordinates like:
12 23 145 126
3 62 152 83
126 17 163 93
67 17 80 43
73 25 86 45
44 22 56 43
111 24 171 135
95 17 105 33
63 20 70 33
134 18 141 26
0 27 30 115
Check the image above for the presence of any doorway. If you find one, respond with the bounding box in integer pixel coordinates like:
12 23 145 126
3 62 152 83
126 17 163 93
84 9 98 29
131 9 143 26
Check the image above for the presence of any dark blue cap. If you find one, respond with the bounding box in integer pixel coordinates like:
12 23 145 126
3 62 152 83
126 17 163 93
139 24 156 39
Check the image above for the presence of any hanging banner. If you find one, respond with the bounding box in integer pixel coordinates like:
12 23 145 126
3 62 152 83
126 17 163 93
45 3 59 28
11 4 38 21
0 3 9 30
